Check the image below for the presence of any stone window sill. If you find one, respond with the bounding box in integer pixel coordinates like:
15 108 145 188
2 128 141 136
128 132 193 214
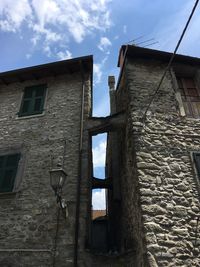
85 248 136 260
86 249 121 258
16 112 45 120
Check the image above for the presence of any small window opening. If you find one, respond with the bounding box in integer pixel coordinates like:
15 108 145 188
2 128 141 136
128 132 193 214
92 134 107 210
91 133 109 252
90 132 120 254
91 188 108 252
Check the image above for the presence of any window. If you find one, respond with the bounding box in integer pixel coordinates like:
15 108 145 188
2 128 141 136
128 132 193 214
0 153 21 192
177 77 200 118
19 84 47 117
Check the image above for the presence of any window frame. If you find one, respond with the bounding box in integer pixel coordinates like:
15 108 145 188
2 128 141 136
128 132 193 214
18 84 47 117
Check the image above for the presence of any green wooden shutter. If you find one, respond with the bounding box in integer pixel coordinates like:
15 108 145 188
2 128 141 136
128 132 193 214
19 84 46 116
33 85 46 113
0 154 20 192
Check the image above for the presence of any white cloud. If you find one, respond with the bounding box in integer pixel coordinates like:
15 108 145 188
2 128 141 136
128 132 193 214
93 63 102 84
98 37 112 51
57 49 72 60
93 55 109 84
0 0 32 31
31 0 60 28
93 94 110 116
0 0 112 48
31 23 62 42
93 140 106 168
43 45 52 57
123 25 127 34
31 34 40 45
92 189 106 210
0 20 14 32
26 53 31 59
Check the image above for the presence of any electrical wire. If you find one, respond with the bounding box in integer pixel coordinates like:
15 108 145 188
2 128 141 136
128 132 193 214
142 0 199 123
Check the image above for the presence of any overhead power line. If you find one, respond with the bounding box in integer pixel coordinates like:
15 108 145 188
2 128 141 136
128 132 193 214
142 0 199 122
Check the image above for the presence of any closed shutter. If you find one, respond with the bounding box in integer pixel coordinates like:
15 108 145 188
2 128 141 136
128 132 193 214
19 84 46 116
0 154 20 192
177 77 200 118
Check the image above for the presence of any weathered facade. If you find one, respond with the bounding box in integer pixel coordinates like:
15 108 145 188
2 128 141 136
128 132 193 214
0 45 200 267
0 57 93 267
110 45 200 266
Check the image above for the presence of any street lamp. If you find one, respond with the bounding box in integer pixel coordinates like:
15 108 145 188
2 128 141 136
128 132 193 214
50 168 67 215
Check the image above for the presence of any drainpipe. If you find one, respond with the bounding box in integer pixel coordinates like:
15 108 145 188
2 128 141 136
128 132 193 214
73 62 85 267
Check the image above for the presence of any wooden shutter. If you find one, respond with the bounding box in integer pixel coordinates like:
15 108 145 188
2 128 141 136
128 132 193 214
19 84 46 116
0 154 20 192
177 77 200 117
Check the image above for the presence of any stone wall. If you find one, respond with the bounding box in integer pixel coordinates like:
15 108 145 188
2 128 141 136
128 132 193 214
0 71 91 267
114 71 148 267
117 57 200 266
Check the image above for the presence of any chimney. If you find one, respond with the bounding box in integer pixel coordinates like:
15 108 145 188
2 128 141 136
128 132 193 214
108 76 116 114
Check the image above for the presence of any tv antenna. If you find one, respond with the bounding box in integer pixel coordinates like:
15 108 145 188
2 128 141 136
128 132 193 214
126 36 159 48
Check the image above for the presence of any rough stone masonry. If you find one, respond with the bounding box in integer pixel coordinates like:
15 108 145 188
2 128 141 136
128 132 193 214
0 57 92 267
0 45 200 267
115 45 200 267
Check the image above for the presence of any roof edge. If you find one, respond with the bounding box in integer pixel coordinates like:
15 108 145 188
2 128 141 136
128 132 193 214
0 55 93 85
119 45 200 66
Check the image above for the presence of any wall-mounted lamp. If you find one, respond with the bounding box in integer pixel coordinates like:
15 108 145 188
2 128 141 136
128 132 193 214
50 168 68 217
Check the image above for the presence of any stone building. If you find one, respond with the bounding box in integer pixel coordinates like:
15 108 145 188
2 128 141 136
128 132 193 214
107 45 200 266
0 45 200 267
0 56 93 267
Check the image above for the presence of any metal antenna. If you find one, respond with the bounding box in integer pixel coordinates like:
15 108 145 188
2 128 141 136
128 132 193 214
143 41 159 48
127 35 144 44
136 38 155 46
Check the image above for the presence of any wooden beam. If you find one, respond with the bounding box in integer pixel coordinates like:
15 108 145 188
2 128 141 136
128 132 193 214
92 177 112 189
86 111 126 135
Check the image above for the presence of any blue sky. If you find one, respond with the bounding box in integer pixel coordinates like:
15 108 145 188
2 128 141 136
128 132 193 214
1 0 200 209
